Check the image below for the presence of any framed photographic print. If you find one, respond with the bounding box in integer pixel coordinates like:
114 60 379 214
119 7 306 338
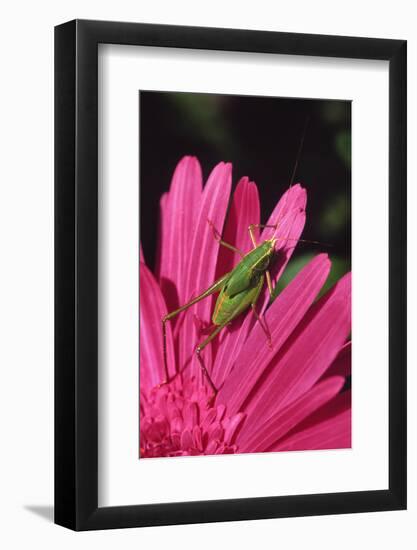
55 19 406 530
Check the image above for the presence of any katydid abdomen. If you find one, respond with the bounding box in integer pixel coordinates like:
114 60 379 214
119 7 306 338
212 274 265 325
221 240 274 297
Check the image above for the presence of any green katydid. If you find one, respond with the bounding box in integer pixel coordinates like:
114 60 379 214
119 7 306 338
161 221 310 399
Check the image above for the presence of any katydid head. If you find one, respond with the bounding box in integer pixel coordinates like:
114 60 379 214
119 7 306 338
264 236 281 272
266 237 278 256
268 236 278 248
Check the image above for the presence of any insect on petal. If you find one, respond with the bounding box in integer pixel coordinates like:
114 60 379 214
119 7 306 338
212 178 261 382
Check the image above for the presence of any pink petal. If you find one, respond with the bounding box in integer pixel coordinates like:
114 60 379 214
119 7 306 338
224 412 246 445
156 156 203 313
264 183 306 247
140 263 175 391
216 177 260 274
177 162 232 382
321 341 351 381
237 375 345 452
272 391 351 451
155 192 168 279
241 272 351 434
261 183 307 242
217 253 331 413
212 313 255 387
140 241 145 264
297 387 351 430
212 178 261 382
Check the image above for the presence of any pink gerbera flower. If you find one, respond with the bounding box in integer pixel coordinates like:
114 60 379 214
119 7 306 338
140 156 351 458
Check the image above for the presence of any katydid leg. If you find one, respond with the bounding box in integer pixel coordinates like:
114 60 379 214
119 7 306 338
265 270 274 297
248 223 278 247
250 274 273 348
161 271 231 384
195 323 227 398
207 219 245 257
251 305 272 349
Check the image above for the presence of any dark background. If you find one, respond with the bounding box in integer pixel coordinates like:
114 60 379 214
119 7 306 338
140 91 351 294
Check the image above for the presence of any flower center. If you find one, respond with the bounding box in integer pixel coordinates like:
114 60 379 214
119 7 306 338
139 376 245 458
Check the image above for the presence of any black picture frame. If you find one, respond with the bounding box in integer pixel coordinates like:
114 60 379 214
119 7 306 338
55 19 407 531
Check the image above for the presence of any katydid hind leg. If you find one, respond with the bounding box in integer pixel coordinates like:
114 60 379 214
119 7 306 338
265 270 274 298
251 305 273 350
251 276 273 349
160 271 231 385
195 323 226 400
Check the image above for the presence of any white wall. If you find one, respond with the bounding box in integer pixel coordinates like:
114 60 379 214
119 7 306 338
0 1 415 548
